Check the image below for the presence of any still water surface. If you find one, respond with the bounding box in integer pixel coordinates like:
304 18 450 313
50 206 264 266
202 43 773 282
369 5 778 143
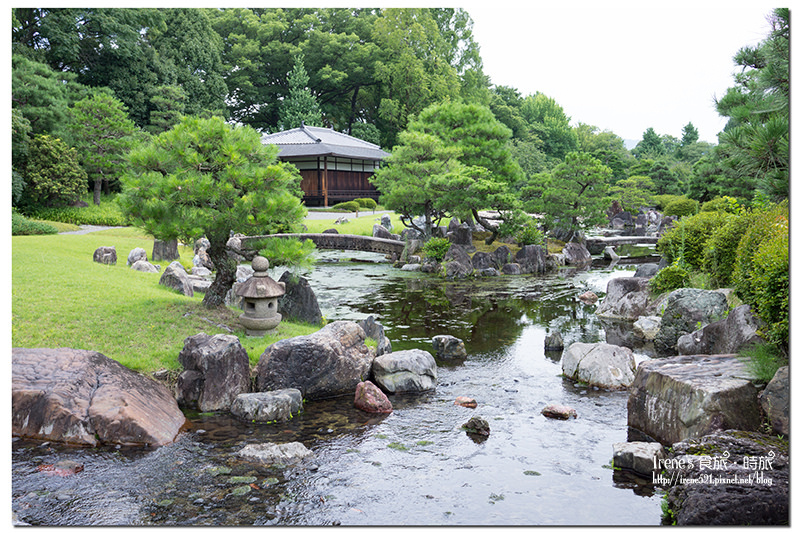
12 252 663 526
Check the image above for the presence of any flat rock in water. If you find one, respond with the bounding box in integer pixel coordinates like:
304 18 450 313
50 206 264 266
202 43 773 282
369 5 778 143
237 442 312 465
230 389 303 423
12 348 185 446
612 441 665 475
541 404 578 420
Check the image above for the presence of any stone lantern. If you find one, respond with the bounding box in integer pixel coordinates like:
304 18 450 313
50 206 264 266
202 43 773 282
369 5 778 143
235 256 286 336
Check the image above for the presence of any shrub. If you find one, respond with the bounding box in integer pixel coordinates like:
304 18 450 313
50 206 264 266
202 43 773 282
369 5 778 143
733 201 788 305
517 224 545 246
11 211 58 235
24 196 128 226
663 197 699 217
421 237 451 262
354 197 378 211
21 134 87 208
256 237 317 270
331 201 360 212
750 224 789 348
648 264 690 295
656 211 733 269
651 194 684 211
700 196 742 214
702 212 755 287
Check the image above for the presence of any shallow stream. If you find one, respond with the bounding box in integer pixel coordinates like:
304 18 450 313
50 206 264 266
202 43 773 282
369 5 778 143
12 251 664 526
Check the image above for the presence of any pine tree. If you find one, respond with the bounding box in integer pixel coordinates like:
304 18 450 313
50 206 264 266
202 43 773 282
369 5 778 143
279 54 323 130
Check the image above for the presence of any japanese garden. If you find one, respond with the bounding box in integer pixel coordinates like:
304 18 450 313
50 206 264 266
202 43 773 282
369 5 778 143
11 7 789 526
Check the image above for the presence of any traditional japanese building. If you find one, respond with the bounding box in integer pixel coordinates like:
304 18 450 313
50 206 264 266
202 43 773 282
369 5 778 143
261 124 389 207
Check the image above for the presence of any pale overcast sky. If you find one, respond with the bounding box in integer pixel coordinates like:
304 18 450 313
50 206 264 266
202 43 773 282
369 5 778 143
465 1 779 145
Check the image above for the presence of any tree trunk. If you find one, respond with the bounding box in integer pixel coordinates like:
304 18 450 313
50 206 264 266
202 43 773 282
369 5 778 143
93 178 102 206
472 209 498 245
202 242 237 309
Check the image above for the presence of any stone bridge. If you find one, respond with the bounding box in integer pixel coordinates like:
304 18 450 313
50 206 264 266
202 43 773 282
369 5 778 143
239 233 406 256
585 235 659 255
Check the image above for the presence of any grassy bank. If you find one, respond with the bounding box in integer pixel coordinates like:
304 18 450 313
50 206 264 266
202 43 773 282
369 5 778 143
303 211 407 236
12 228 319 374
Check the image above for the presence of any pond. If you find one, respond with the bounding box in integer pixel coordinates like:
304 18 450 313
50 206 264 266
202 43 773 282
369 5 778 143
12 251 664 526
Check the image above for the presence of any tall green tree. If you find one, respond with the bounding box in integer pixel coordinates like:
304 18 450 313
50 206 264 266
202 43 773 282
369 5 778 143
12 109 32 206
680 122 699 146
523 152 611 239
632 127 665 159
21 134 88 208
119 116 307 308
68 92 138 205
715 8 789 201
519 92 578 161
279 54 324 130
11 54 81 136
146 85 187 134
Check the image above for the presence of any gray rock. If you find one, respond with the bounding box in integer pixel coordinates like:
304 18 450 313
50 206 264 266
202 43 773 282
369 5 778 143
677 304 764 356
256 321 373 400
634 263 661 278
612 442 665 475
603 246 620 261
595 276 652 320
237 442 312 465
230 389 303 423
131 260 160 273
380 214 393 231
562 342 636 390
502 263 522 275
627 354 760 445
236 264 254 283
159 261 194 297
515 244 547 274
322 228 338 234
192 266 213 277
277 271 323 325
442 244 473 279
400 263 421 272
12 348 184 446
471 251 496 270
632 316 661 340
759 366 789 437
358 315 392 356
372 349 437 394
544 331 564 351
447 223 473 247
563 242 592 265
372 224 393 240
654 289 728 357
664 430 788 525
462 416 490 436
432 335 467 358
177 333 251 412
475 267 499 277
127 247 147 266
93 246 117 265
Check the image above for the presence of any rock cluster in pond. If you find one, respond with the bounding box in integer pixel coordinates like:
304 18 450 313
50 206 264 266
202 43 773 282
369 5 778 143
353 381 393 414
653 289 728 357
176 333 251 412
611 441 665 475
562 342 637 390
432 334 466 359
627 354 761 446
277 271 323 325
12 348 184 447
676 304 763 356
236 442 313 465
662 430 788 525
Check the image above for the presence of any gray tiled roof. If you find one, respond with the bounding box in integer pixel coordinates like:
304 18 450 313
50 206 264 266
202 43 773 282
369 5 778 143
261 124 389 161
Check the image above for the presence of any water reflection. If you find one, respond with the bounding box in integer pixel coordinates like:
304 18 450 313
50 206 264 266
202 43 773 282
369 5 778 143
13 256 664 526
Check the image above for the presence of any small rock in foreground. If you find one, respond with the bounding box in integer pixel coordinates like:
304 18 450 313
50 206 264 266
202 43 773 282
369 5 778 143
541 404 578 420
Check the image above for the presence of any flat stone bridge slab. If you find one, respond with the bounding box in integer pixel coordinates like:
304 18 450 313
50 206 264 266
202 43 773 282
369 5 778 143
585 235 659 254
240 233 405 256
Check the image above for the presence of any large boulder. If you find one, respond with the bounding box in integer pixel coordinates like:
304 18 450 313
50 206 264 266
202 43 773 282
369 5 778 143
371 349 437 394
131 260 160 273
442 244 473 279
92 246 117 265
372 224 393 240
277 271 323 325
159 261 194 297
653 289 728 357
230 389 303 423
562 242 592 265
562 342 637 390
595 276 652 320
759 366 789 437
633 263 661 278
447 222 473 248
627 354 760 446
255 321 374 400
12 348 184 446
176 333 251 412
676 304 764 356
514 244 547 274
663 430 788 525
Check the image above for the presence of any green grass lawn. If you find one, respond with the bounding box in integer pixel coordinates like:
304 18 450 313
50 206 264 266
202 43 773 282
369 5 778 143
303 211 407 236
12 228 319 375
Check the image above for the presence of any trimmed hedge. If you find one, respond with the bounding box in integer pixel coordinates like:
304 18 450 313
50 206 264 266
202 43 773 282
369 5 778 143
354 197 378 210
331 201 360 212
656 210 733 270
648 264 690 295
702 211 755 288
12 211 58 235
663 197 699 217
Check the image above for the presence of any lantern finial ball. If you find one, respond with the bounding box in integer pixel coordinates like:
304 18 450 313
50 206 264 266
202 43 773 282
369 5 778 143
252 255 270 272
